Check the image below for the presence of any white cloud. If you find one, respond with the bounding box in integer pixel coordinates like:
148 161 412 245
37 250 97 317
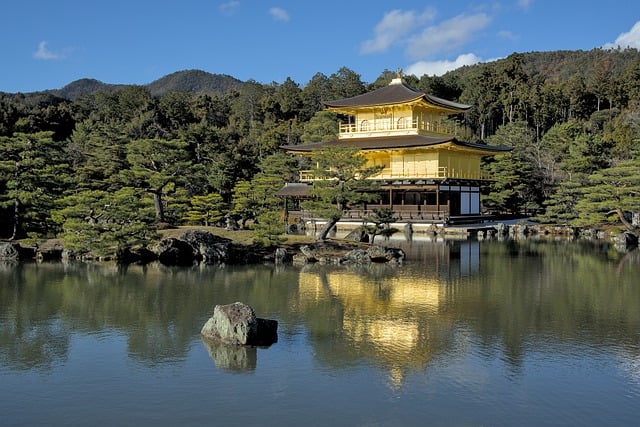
360 8 436 54
405 13 491 60
219 1 240 16
603 20 640 49
517 0 533 9
33 41 64 60
269 7 290 22
405 53 483 77
497 30 518 41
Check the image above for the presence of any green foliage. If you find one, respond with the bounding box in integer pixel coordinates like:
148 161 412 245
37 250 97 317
230 153 298 227
122 138 192 222
363 208 398 244
53 187 159 257
534 176 585 225
483 153 535 214
482 122 538 214
0 132 70 239
183 193 225 226
252 211 286 246
300 110 339 144
4 55 640 242
574 159 640 229
301 146 382 240
67 120 129 191
146 70 243 98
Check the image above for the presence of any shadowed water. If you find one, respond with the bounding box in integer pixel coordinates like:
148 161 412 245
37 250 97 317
1 238 639 426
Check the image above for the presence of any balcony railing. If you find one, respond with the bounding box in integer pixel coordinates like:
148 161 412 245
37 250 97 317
338 118 461 138
300 167 492 182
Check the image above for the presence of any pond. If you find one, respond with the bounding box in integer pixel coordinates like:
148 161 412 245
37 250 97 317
1 238 639 426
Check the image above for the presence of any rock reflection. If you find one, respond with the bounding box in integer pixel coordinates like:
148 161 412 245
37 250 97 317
201 338 257 372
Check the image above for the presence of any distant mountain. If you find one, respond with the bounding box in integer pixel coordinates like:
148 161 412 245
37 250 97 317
44 70 245 101
446 48 640 84
55 78 126 100
15 48 640 102
146 70 244 97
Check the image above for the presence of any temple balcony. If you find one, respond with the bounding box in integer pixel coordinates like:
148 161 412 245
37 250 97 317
338 118 464 139
299 167 493 182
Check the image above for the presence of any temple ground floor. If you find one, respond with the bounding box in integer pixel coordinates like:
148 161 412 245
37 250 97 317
276 179 494 231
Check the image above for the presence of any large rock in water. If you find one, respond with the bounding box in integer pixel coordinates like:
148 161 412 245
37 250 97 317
201 302 278 346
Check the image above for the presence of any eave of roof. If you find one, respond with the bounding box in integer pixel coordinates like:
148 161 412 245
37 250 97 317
322 81 471 112
281 135 511 153
274 183 312 197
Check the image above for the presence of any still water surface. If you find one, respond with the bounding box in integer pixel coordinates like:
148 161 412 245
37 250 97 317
1 238 639 426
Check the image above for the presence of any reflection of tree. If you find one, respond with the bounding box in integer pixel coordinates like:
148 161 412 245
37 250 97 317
0 262 304 370
1 241 639 382
450 239 640 371
0 263 70 371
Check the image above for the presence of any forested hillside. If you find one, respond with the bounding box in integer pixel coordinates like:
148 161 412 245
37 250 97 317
1 48 639 254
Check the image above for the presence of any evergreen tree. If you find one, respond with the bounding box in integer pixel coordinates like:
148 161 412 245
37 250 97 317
230 153 298 227
574 159 640 232
482 122 538 214
328 67 367 100
122 138 192 223
534 176 584 225
0 132 69 239
300 72 331 121
230 180 257 228
66 120 129 191
53 187 158 258
363 208 398 244
300 111 339 144
183 193 225 226
252 211 286 246
301 146 382 240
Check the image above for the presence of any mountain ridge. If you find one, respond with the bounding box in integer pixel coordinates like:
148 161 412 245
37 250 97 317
5 47 640 101
41 69 245 100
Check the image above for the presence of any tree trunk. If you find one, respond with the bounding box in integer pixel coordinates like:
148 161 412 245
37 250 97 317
153 191 165 223
10 197 19 241
614 208 637 235
316 217 339 241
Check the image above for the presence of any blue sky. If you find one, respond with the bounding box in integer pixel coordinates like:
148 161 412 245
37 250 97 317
2 0 640 93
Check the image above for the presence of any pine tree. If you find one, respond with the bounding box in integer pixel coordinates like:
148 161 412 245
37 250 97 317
53 187 158 257
122 138 192 223
301 146 381 240
0 132 69 239
183 193 225 226
574 159 640 232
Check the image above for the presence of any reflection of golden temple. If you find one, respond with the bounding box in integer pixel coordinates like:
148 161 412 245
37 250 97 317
298 267 453 389
299 270 441 309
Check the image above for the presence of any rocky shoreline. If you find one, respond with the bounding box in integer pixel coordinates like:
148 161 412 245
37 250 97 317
0 228 406 266
0 223 637 265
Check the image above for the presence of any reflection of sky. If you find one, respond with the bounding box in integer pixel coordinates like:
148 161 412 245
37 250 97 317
617 349 640 386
